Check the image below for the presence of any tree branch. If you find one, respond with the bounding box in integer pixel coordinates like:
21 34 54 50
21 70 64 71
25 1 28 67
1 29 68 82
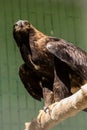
25 84 87 130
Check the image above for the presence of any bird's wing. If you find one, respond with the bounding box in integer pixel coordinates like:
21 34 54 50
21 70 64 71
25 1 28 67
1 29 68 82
19 64 43 101
46 38 87 79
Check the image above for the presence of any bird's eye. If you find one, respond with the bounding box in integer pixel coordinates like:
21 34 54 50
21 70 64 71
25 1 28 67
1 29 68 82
14 23 18 28
24 21 29 25
24 21 30 27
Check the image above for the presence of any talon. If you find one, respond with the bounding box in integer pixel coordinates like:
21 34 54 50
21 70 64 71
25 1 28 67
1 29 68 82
43 106 50 113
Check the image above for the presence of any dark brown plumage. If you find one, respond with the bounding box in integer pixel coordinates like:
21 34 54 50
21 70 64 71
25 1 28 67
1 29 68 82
13 20 87 109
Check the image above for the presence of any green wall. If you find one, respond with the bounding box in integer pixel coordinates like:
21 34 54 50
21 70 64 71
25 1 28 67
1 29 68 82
0 0 87 130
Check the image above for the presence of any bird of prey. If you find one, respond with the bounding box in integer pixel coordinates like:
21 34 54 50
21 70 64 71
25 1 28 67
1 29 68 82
13 20 87 109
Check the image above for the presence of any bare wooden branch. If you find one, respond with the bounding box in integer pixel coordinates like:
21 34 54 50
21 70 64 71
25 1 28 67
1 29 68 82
25 84 87 130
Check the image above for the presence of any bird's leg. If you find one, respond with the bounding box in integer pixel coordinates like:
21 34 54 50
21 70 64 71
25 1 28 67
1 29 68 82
42 87 54 112
53 71 71 102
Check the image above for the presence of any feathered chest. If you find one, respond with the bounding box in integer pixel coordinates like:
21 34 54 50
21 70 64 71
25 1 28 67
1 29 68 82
29 39 54 72
20 34 54 76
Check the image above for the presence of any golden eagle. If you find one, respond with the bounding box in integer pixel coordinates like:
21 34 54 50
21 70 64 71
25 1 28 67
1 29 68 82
13 20 87 109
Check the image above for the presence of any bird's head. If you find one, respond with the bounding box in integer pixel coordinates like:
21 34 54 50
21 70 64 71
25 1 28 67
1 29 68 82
13 20 35 47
